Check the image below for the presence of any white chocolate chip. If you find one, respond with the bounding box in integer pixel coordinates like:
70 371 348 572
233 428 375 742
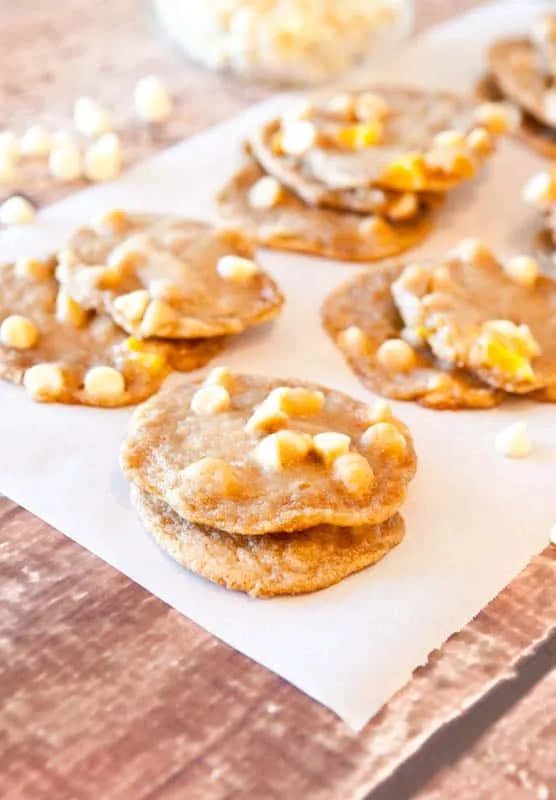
544 90 556 126
466 127 494 157
113 290 151 323
450 238 492 263
280 120 316 156
0 131 20 162
337 325 369 357
494 422 532 459
367 399 393 424
376 338 416 373
522 171 556 208
190 385 231 416
216 255 259 283
55 288 88 328
204 366 233 390
20 125 52 158
263 386 325 417
255 430 312 471
0 154 17 184
248 176 283 209
23 364 65 401
140 299 177 336
183 457 239 496
84 133 123 182
0 195 35 225
332 452 375 495
313 432 351 466
134 75 172 123
433 129 466 149
84 366 125 400
388 192 418 221
73 96 113 137
48 142 82 182
361 422 407 457
504 255 540 288
474 102 521 135
0 315 39 349
355 92 389 121
245 404 289 435
15 257 52 281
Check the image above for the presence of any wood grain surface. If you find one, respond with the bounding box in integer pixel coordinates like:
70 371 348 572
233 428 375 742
1 1 555 799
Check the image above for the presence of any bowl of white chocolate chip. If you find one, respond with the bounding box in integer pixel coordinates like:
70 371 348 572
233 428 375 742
153 0 413 85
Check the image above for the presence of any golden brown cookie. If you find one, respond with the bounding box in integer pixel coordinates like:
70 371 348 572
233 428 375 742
392 242 556 395
321 263 502 410
121 371 417 535
475 73 556 158
0 257 224 407
132 487 405 598
248 86 504 195
489 36 556 130
217 159 435 262
58 210 284 339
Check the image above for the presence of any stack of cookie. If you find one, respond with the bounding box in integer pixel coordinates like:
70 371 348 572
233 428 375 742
218 86 518 262
121 371 418 597
0 210 284 408
477 14 556 157
523 166 556 262
323 239 556 409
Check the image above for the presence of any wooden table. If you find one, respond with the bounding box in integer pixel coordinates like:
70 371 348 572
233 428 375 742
1 2 555 798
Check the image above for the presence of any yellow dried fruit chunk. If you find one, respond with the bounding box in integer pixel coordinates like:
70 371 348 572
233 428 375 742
336 121 383 149
123 337 167 375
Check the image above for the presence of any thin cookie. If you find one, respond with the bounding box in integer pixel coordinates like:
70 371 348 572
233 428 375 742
58 210 284 339
217 159 434 262
248 86 508 195
475 73 556 158
0 257 224 407
392 241 556 396
121 371 417 535
489 35 556 130
132 487 405 598
321 263 502 410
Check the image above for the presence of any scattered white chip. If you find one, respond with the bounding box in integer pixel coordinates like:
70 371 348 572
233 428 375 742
134 75 172 123
20 125 52 158
23 364 65 401
84 133 123 182
0 195 36 225
494 422 533 459
0 130 20 163
49 142 82 182
74 96 113 137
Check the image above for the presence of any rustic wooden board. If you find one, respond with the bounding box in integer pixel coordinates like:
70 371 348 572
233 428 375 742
418 664 556 799
1 1 555 798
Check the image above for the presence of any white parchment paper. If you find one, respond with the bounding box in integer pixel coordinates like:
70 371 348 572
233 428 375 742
0 1 554 731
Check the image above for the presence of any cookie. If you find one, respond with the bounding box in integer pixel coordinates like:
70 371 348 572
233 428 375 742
58 210 284 339
489 36 556 130
121 371 417 535
321 263 502 410
392 242 556 395
248 86 505 195
475 73 556 158
217 159 435 262
0 257 224 407
132 487 405 598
